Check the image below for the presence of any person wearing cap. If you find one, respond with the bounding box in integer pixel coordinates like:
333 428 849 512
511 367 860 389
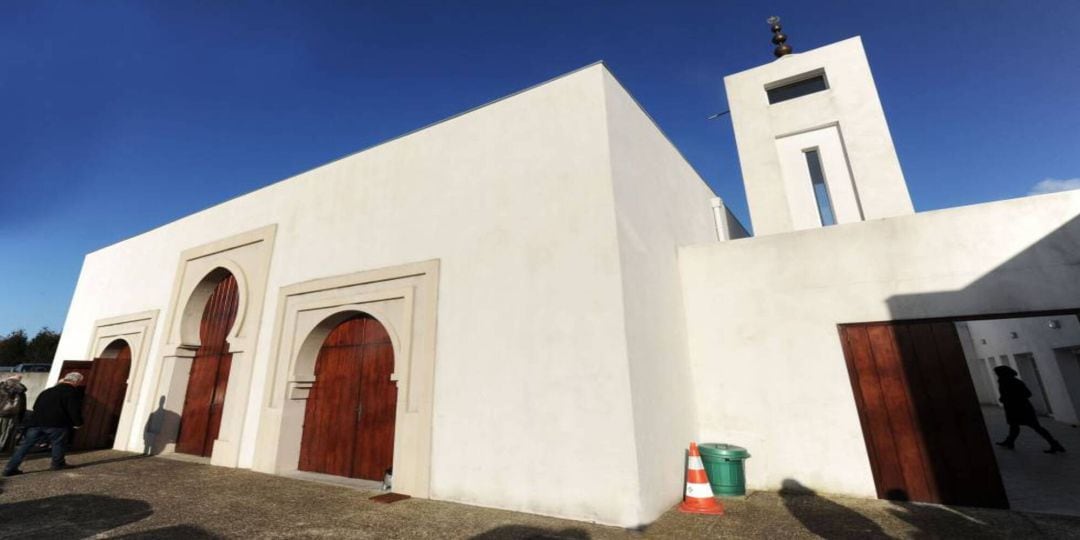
2 372 85 476
993 365 1066 454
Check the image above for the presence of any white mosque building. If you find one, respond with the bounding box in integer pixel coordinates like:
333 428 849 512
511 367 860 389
50 34 1080 526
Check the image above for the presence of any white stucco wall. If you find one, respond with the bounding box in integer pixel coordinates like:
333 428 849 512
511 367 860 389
600 69 719 523
680 190 1080 498
51 63 677 526
957 316 1080 424
725 36 913 236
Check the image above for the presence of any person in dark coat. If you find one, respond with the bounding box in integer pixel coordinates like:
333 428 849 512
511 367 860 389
0 374 28 452
2 372 85 476
994 365 1065 453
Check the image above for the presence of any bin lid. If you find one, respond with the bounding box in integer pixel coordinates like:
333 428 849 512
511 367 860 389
699 443 750 459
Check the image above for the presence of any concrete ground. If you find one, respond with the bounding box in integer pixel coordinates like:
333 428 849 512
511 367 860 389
983 405 1080 516
2 450 1080 539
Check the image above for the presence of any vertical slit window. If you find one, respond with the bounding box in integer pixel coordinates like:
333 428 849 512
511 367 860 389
804 149 836 226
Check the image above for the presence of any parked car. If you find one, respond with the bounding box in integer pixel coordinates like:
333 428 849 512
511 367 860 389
13 363 51 373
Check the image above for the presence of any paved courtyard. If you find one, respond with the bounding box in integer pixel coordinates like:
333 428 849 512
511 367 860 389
1 450 1079 539
983 406 1080 516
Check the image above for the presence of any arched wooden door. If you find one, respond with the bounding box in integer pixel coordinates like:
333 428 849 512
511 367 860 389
176 274 238 457
299 314 397 481
72 340 132 450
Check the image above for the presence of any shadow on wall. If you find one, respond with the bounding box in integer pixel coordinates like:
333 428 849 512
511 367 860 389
871 213 1080 509
0 494 152 537
111 524 222 539
885 214 1080 323
470 525 591 539
143 396 180 456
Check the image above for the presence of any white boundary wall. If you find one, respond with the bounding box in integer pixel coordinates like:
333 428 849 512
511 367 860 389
601 69 719 522
680 190 1080 497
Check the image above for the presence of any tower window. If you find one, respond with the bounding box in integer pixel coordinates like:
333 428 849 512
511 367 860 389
767 73 828 104
804 149 836 226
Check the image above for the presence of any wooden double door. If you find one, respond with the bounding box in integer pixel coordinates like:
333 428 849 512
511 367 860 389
840 321 1009 508
176 274 238 457
60 341 133 451
299 314 397 481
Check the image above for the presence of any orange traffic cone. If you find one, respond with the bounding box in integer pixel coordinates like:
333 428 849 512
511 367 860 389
679 442 724 515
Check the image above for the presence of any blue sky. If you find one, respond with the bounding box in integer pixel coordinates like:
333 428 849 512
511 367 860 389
1 1 1078 333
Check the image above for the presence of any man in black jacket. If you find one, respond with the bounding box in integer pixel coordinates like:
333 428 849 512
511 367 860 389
2 372 85 476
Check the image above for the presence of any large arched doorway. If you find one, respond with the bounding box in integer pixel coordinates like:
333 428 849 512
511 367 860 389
176 272 239 457
72 339 132 450
299 313 397 480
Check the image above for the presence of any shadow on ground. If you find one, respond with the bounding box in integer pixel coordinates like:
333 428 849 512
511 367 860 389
780 479 890 538
111 524 221 539
471 525 591 539
64 452 150 469
9 451 148 475
883 491 1026 540
6 451 1078 539
0 493 152 537
780 479 1045 539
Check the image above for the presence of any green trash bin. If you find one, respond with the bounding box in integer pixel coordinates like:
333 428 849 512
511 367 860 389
698 443 750 496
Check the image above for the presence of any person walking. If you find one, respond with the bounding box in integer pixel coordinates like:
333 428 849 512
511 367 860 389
0 374 28 452
2 372 85 476
994 365 1066 453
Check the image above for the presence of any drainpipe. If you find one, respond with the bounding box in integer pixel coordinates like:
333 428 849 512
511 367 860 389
710 197 730 241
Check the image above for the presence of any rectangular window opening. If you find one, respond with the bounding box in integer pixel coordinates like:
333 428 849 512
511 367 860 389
804 149 836 226
767 73 828 104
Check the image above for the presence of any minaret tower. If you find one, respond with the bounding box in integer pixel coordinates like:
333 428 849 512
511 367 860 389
724 19 913 236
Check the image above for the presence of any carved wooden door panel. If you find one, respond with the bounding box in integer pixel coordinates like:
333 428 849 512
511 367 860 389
73 343 131 450
176 274 238 457
840 321 1008 508
299 314 396 481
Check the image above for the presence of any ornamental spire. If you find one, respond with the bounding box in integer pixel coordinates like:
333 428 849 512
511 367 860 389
767 16 793 58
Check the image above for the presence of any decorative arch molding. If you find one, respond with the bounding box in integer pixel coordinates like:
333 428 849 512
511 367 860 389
253 259 439 499
98 338 133 359
150 224 276 467
288 303 405 400
176 261 251 349
84 309 159 451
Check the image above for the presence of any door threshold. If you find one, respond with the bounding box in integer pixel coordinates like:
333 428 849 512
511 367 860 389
283 470 385 492
155 452 212 465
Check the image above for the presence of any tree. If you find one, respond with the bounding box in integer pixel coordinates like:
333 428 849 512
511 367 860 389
26 327 61 363
0 328 61 367
0 329 28 367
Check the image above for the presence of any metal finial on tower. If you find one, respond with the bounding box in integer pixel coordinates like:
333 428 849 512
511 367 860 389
767 16 793 58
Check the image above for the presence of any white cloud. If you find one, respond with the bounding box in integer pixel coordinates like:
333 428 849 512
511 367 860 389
1030 177 1080 195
